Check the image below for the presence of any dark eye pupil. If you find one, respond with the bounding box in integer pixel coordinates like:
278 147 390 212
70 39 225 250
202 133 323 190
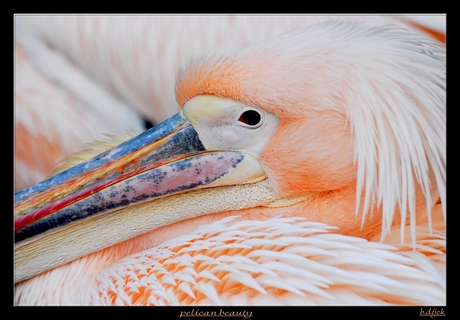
238 110 261 126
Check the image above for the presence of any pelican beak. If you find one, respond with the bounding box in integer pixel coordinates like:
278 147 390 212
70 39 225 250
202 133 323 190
14 111 266 244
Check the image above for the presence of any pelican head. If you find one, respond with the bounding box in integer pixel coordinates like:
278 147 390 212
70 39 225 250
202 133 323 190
14 21 445 289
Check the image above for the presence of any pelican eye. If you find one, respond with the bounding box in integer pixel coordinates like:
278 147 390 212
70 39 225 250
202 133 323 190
238 109 262 128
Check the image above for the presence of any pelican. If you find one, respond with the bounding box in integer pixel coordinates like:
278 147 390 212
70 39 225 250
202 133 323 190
14 19 445 306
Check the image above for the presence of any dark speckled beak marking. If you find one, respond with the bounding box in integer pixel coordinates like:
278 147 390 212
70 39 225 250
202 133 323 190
14 112 250 243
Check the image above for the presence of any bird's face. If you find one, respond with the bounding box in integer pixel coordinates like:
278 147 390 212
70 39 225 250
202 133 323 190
15 92 355 240
14 97 264 241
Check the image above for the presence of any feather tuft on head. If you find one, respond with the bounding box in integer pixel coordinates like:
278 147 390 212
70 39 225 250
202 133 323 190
176 21 446 244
